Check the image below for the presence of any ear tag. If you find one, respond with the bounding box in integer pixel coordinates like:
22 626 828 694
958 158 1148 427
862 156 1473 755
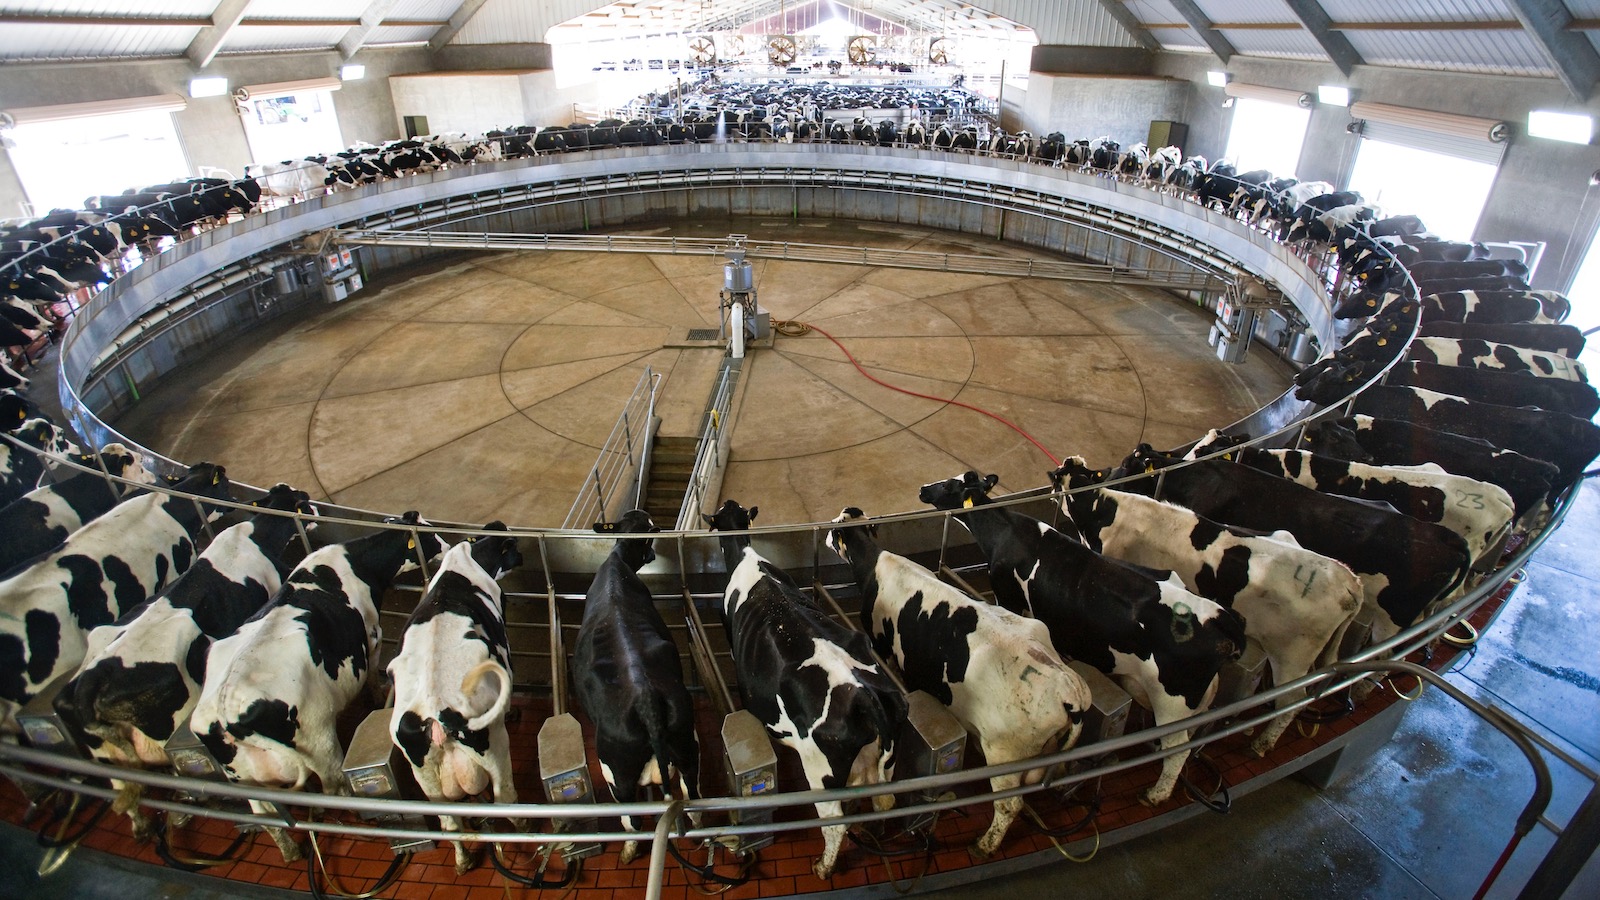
962 496 974 508
1377 338 1387 346
1367 299 1376 307
211 472 220 485
407 538 416 550
1144 462 1155 473
1223 452 1234 461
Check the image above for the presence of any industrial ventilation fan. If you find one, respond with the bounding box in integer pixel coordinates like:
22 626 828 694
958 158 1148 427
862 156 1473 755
768 35 797 66
928 37 951 65
847 35 876 65
687 35 717 64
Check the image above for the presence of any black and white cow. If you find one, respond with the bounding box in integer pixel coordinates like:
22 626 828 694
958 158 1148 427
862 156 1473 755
0 443 153 575
389 523 522 873
918 473 1245 806
55 484 312 836
1230 448 1515 566
0 358 28 391
0 463 230 731
1104 452 1472 645
1 414 81 507
1281 190 1363 241
1303 416 1560 522
1046 467 1362 755
705 500 905 880
1339 332 1588 383
191 511 445 861
1419 290 1570 325
1352 386 1600 489
1389 360 1598 419
825 508 1089 857
1418 321 1585 358
571 510 701 866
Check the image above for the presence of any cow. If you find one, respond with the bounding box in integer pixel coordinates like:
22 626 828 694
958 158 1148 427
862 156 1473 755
191 511 446 862
389 523 523 873
0 443 154 575
249 159 331 202
918 472 1246 807
1229 448 1515 566
1359 258 1529 296
1195 160 1238 209
0 463 230 731
1280 190 1363 241
1102 451 1472 646
570 510 701 866
1146 145 1183 188
1386 361 1598 419
1 297 50 332
1171 155 1208 194
1088 136 1120 172
1352 385 1600 489
825 507 1089 857
1341 332 1588 383
1425 290 1569 325
1302 416 1560 523
1418 322 1585 358
705 499 905 880
2 414 83 507
1046 468 1362 756
1287 202 1379 244
54 483 313 836
0 358 27 391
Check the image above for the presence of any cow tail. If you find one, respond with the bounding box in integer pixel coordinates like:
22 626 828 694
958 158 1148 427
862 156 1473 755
460 661 512 732
636 690 676 799
865 687 903 767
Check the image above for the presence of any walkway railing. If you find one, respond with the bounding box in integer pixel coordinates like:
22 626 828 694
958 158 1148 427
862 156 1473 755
675 361 739 532
562 367 663 529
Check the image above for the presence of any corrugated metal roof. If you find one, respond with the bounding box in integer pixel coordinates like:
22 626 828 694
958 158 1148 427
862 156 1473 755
1192 0 1297 25
1345 26 1555 76
388 0 462 19
221 23 352 54
455 0 598 43
1316 0 1517 24
1222 27 1329 61
0 0 216 15
241 0 372 18
1125 0 1188 31
1146 25 1206 52
980 0 1137 46
0 21 196 62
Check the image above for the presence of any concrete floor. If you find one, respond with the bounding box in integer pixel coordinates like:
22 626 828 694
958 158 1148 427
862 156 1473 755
112 217 1291 527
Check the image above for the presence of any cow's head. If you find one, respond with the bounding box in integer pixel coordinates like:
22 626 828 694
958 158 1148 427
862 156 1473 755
86 442 156 488
823 506 877 566
1293 355 1375 404
918 471 999 510
595 509 658 570
386 510 447 572
1302 422 1375 464
470 520 523 579
1 390 39 429
255 481 315 514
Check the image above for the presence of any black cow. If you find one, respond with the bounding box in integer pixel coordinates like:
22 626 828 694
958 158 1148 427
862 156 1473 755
1423 290 1569 325
918 472 1245 807
1352 386 1600 488
705 500 904 880
1389 360 1598 418
572 510 700 866
1303 416 1560 520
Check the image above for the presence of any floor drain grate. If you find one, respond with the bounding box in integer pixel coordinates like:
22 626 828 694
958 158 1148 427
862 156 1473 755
686 328 719 341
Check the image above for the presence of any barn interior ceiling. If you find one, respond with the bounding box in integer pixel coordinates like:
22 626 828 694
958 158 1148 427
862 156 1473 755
0 1 1596 96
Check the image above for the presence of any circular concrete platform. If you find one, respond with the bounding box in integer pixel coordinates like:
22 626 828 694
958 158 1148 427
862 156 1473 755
113 217 1291 526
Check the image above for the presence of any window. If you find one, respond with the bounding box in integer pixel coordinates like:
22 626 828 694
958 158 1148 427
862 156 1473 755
1567 224 1600 333
5 110 188 215
1222 98 1310 177
1347 139 1499 242
240 90 344 166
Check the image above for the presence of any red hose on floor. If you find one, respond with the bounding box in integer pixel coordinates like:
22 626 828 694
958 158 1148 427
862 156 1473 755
778 320 1062 467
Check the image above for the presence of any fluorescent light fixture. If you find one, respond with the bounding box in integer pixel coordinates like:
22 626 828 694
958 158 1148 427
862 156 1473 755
340 64 366 81
1206 70 1228 88
188 76 228 98
1317 85 1350 107
1528 110 1593 144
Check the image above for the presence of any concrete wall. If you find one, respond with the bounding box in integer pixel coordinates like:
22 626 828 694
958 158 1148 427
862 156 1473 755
0 47 433 218
1018 73 1189 148
1146 54 1600 291
388 71 534 136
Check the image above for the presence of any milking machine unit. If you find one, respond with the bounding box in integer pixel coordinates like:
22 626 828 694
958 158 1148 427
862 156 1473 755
681 582 777 856
340 707 433 853
811 584 966 836
8 673 87 807
1208 276 1284 364
536 561 602 863
718 237 769 359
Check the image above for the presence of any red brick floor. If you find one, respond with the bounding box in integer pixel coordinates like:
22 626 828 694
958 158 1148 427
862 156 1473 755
1 584 1510 897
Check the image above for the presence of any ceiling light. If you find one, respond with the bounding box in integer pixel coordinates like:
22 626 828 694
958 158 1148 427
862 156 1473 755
1317 85 1350 107
189 76 228 98
1528 110 1592 144
1206 70 1228 88
340 64 366 81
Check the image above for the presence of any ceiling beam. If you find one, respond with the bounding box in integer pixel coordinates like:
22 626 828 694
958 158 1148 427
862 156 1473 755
0 14 213 27
428 0 492 52
187 0 252 69
1504 0 1600 99
1166 0 1234 62
1096 0 1161 53
338 0 405 60
1279 0 1363 76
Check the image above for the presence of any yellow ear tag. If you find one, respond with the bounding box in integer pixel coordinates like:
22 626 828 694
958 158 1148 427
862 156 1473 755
962 496 974 508
1144 462 1155 473
1223 452 1234 461
1377 338 1387 346
1367 299 1376 307
212 472 220 485
407 538 416 550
